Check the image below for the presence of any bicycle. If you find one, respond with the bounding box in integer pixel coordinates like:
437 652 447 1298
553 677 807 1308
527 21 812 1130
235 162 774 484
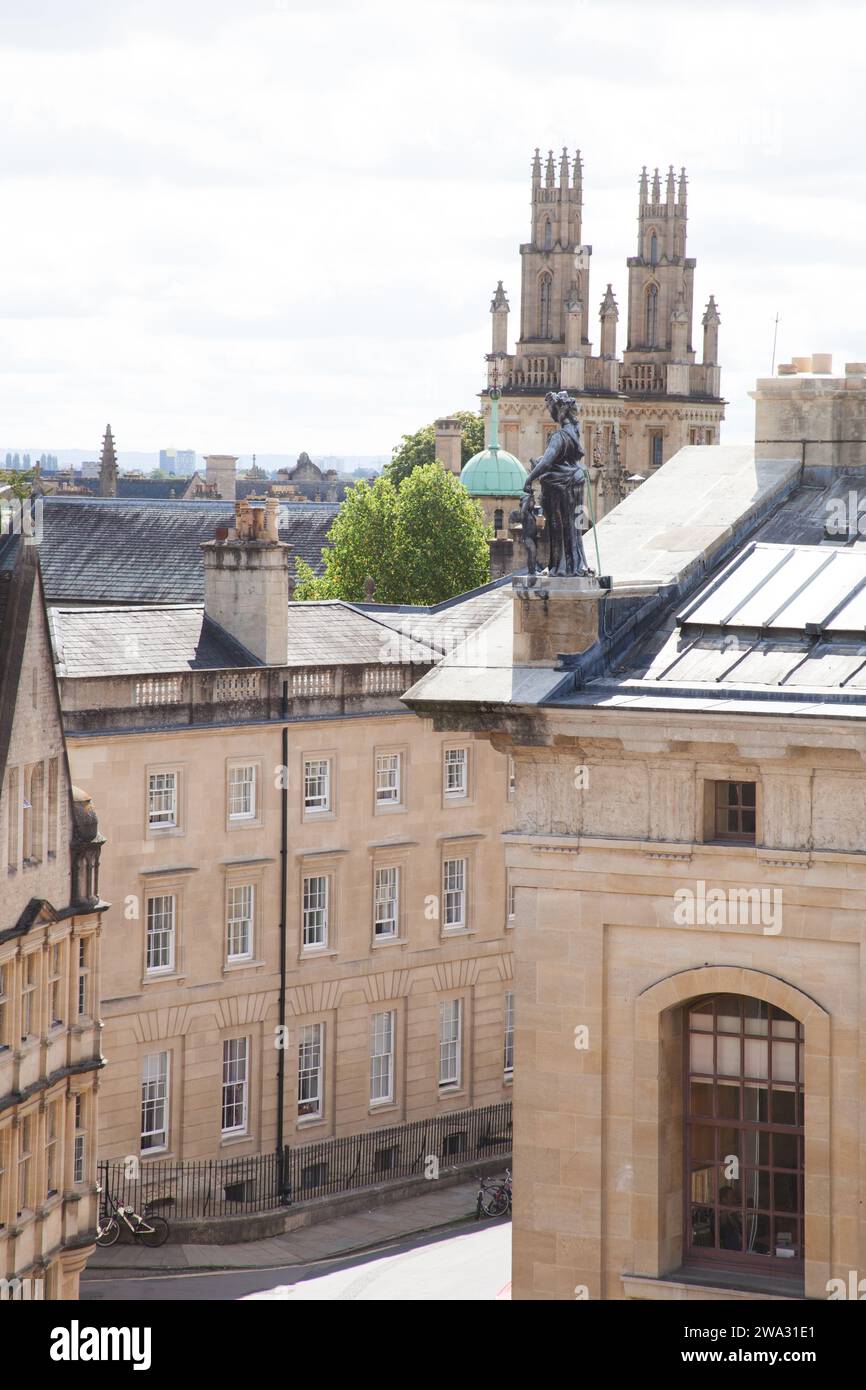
477 1168 512 1219
95 1185 170 1248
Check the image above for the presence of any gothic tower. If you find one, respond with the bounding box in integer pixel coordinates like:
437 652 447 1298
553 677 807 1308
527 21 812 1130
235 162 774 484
518 148 589 357
99 424 117 498
624 166 693 362
482 151 724 489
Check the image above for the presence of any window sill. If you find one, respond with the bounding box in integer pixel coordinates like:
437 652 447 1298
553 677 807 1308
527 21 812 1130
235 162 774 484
223 958 267 973
374 802 407 816
622 1267 804 1301
227 818 263 832
369 1101 399 1116
220 1132 253 1148
371 935 406 950
297 1115 326 1129
440 926 474 939
141 972 188 987
437 1086 465 1099
299 946 338 961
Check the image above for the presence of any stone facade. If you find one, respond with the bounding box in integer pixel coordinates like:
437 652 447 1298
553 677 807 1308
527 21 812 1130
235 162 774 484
0 538 105 1300
483 151 725 515
404 371 866 1301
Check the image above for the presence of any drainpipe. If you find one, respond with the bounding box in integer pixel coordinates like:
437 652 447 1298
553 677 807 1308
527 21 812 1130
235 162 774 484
277 680 289 1199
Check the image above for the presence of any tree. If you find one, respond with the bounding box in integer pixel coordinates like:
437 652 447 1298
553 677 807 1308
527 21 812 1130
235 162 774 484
294 464 490 605
0 470 38 500
385 410 484 488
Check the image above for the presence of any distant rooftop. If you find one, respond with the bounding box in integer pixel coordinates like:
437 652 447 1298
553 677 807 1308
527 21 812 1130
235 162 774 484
39 496 338 605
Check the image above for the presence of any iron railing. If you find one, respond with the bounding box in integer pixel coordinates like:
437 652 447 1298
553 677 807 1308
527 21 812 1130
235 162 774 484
97 1101 512 1224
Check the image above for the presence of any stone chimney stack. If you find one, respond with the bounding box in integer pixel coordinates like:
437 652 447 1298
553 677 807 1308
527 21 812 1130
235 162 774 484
204 454 238 501
751 354 866 469
201 499 289 665
434 419 463 476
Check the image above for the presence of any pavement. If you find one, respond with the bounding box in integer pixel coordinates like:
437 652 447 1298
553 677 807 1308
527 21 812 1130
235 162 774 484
83 1178 482 1278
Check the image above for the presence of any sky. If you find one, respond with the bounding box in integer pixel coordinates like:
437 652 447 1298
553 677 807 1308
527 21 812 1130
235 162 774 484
1 0 865 459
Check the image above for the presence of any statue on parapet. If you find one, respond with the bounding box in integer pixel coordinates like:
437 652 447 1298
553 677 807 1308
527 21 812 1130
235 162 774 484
522 390 593 577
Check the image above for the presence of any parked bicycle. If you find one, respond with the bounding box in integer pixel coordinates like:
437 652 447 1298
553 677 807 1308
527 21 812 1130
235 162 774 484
95 1185 170 1248
477 1168 512 1219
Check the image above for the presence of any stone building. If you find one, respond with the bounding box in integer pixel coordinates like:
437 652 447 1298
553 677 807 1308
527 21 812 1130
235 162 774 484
483 151 725 510
405 356 866 1301
49 499 515 1164
0 531 105 1300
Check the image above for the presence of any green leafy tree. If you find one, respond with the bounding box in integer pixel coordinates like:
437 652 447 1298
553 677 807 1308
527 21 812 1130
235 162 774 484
0 470 38 500
294 464 490 605
385 410 484 487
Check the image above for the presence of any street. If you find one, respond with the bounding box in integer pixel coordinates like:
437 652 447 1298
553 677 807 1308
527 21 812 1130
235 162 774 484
81 1218 511 1302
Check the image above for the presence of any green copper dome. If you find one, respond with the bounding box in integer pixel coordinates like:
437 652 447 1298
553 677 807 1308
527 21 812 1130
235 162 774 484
461 445 526 497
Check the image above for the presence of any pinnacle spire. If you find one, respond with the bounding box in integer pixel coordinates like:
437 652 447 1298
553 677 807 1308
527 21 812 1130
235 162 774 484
600 284 619 319
666 164 676 205
651 167 661 202
639 165 648 201
490 280 509 311
545 149 555 187
702 295 721 326
573 149 583 191
677 166 687 206
559 146 569 184
532 147 541 184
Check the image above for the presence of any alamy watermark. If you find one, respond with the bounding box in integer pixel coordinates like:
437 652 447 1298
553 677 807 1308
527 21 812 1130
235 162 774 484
674 880 782 935
0 496 42 544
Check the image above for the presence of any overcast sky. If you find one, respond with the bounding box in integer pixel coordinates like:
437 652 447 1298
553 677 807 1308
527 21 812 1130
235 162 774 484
1 0 864 459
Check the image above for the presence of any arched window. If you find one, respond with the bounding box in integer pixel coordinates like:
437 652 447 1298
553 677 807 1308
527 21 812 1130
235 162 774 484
538 273 553 338
645 284 658 347
649 231 658 266
543 219 552 250
493 508 504 532
685 993 804 1270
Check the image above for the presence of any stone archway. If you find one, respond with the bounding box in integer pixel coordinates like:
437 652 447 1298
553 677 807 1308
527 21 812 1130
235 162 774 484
631 966 830 1298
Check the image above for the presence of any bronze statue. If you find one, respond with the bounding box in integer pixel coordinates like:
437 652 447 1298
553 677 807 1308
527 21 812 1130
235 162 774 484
518 487 540 575
522 391 592 576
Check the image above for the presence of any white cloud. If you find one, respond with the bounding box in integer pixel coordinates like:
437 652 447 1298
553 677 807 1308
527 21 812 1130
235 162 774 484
0 0 864 455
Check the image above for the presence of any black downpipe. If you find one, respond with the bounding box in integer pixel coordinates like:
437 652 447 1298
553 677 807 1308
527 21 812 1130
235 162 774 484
277 681 289 1201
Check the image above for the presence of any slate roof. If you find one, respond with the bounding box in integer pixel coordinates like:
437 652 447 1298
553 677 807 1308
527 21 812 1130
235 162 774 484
47 586 506 679
576 473 866 711
38 496 338 605
352 579 513 655
50 605 261 678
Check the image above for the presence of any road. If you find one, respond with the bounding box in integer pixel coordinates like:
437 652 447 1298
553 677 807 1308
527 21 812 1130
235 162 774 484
81 1218 511 1302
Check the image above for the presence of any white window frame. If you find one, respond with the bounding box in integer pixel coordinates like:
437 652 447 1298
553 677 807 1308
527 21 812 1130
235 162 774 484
226 883 254 962
302 875 329 950
375 752 402 806
439 998 462 1089
303 758 331 813
370 1010 395 1105
73 1094 86 1184
504 991 515 1077
373 865 399 940
77 936 91 1017
298 1022 323 1119
442 857 467 930
443 747 468 799
140 1052 169 1153
145 894 176 974
227 763 257 822
148 770 178 829
221 1037 249 1136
